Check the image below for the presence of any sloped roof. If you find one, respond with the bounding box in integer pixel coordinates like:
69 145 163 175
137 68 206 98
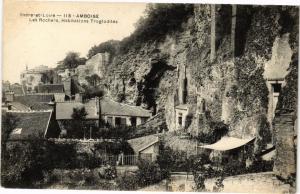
14 94 54 110
37 84 64 93
200 136 255 151
9 102 31 111
8 110 52 140
127 134 159 153
100 98 152 117
56 100 98 120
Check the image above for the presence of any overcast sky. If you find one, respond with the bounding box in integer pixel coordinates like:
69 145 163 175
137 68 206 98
3 0 147 83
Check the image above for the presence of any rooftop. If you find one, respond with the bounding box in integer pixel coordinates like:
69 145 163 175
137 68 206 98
14 94 54 110
7 110 53 140
127 134 159 153
100 97 152 117
56 100 98 120
37 84 64 94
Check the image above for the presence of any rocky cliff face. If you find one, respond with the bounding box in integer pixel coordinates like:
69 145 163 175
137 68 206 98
99 5 298 151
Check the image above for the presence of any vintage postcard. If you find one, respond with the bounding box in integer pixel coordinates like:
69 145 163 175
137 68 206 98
1 0 298 193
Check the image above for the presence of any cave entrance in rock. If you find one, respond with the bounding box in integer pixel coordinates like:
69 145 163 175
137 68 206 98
138 60 175 115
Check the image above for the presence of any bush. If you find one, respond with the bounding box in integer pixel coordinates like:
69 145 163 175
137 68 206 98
136 160 162 186
119 4 194 54
116 173 138 190
98 165 117 180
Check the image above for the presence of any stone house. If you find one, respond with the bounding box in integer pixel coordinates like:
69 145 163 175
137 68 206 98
99 97 152 127
127 134 160 162
55 99 100 138
20 65 50 92
6 110 60 140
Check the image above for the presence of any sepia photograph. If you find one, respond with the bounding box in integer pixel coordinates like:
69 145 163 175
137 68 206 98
1 0 299 193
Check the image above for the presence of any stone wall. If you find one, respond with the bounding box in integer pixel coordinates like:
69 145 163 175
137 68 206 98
273 111 296 179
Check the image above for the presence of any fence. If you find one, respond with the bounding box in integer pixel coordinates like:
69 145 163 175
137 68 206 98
98 154 152 166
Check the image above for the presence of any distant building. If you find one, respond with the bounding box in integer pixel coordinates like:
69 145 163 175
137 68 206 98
57 68 76 80
76 52 110 85
54 96 152 138
6 110 60 140
20 65 50 93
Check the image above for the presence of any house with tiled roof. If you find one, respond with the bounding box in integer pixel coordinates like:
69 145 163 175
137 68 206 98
37 84 64 94
127 134 160 161
55 99 100 138
6 110 60 140
100 97 152 127
14 94 54 110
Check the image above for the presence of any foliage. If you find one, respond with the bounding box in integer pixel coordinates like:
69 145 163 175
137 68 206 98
94 140 134 155
116 173 138 190
68 107 88 138
57 52 86 70
95 126 137 141
1 112 19 153
119 4 193 54
81 84 104 100
197 121 229 144
136 160 162 187
87 40 119 60
1 139 55 188
85 74 101 87
235 56 269 111
98 165 117 180
276 54 298 112
157 144 199 174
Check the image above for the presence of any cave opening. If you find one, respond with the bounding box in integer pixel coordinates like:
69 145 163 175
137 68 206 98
137 60 175 115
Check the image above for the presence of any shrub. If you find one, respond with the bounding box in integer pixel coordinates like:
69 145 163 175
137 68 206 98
98 165 117 180
116 173 138 190
136 160 162 187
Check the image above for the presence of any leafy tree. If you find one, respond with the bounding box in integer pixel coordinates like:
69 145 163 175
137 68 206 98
136 160 162 187
57 52 86 70
69 107 88 138
85 74 101 87
87 40 119 61
1 112 19 154
119 4 193 54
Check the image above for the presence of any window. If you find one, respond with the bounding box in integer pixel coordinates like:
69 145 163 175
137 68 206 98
120 118 127 126
115 117 121 126
130 117 137 127
115 117 126 126
272 83 281 93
